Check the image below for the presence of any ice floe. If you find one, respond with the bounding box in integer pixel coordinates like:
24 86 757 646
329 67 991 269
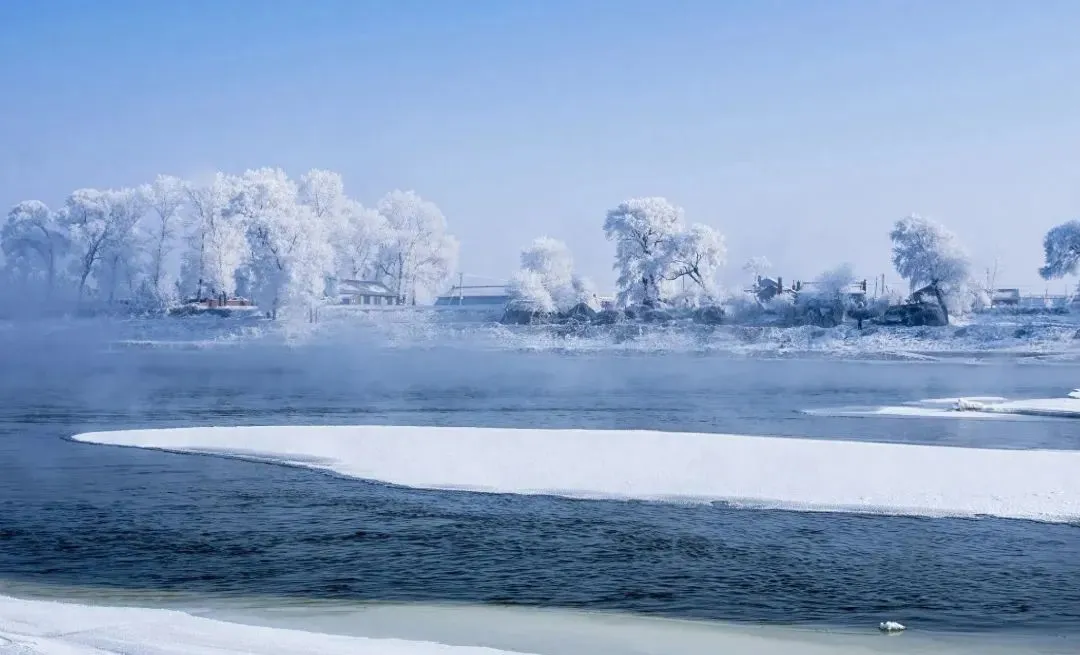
818 395 1080 420
73 425 1080 523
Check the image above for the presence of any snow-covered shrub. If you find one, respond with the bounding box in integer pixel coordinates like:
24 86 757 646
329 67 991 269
763 293 797 323
507 269 556 314
721 291 765 323
510 237 597 313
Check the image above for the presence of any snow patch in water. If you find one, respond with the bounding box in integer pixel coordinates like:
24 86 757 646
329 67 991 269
73 425 1080 523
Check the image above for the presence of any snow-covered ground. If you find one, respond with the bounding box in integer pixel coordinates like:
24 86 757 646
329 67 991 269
0 593 1072 655
5 309 1080 358
73 424 1080 523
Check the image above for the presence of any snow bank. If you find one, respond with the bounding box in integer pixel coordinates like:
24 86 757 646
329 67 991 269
73 425 1080 522
0 594 529 655
0 593 1068 655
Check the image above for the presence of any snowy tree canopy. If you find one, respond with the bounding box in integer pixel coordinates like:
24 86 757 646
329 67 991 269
604 197 726 307
890 214 970 321
3 169 460 317
182 172 246 299
1039 220 1080 280
227 168 333 317
507 269 556 314
140 175 185 303
336 201 388 281
890 215 970 291
667 223 726 295
1 200 67 294
375 190 458 304
511 236 597 312
604 197 683 307
804 263 856 303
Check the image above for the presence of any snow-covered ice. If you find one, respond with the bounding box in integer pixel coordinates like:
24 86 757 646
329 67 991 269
0 593 1071 655
0 594 530 655
73 425 1080 522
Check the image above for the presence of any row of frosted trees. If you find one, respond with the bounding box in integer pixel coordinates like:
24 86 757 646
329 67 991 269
507 196 1080 324
0 169 458 317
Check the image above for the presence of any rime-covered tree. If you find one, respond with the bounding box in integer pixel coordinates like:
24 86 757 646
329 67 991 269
666 223 726 298
603 197 684 306
604 197 726 307
375 190 458 304
229 168 333 318
890 214 970 323
337 201 388 281
507 269 556 313
183 173 246 300
1038 220 1080 280
513 236 596 311
61 189 113 301
140 175 185 304
2 200 67 297
96 188 148 304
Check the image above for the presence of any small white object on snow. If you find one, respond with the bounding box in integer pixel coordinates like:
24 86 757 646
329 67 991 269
1068 389 1080 400
879 621 906 633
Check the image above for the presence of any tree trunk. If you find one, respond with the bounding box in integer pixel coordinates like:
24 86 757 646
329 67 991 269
931 282 949 324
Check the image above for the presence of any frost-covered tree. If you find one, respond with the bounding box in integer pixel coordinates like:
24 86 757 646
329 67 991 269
96 188 148 304
229 168 332 318
604 197 684 306
813 263 856 299
183 173 247 300
890 214 970 323
375 190 458 304
1038 220 1080 280
512 237 596 311
507 269 556 314
2 200 67 297
61 189 113 301
336 201 388 281
140 175 185 305
667 223 726 298
604 197 726 307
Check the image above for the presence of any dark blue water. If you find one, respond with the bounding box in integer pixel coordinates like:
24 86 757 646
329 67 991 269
2 333 1080 634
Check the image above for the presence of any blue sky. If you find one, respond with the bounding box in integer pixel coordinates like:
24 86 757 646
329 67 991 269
3 0 1079 293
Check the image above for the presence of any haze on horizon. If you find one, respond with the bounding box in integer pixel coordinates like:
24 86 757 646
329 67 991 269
2 0 1079 295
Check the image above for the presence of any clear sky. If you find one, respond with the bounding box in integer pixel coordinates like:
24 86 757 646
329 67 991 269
3 0 1079 294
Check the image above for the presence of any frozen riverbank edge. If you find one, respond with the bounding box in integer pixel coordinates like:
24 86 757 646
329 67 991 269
72 425 1080 523
1 591 1075 655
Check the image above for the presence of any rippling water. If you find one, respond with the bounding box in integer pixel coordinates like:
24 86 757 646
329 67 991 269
1 330 1079 635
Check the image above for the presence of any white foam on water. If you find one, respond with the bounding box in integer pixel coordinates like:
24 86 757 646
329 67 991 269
1 593 1072 655
73 425 1080 523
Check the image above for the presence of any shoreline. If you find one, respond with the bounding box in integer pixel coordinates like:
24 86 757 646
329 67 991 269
0 584 1076 655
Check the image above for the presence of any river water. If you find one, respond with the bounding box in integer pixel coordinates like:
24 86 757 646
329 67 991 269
1 324 1079 637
